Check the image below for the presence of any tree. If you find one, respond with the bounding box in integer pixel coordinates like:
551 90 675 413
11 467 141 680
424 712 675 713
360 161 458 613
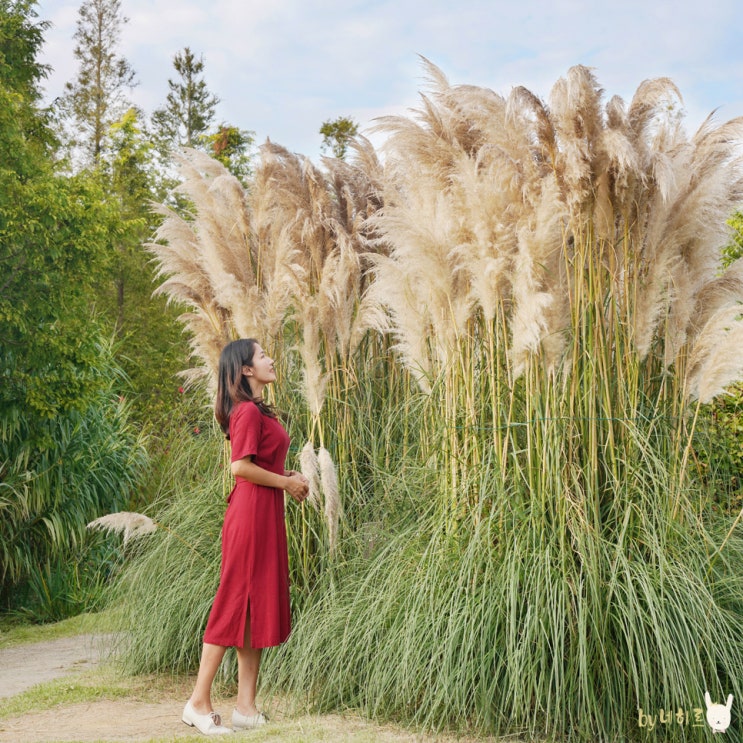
0 1 114 415
203 122 255 184
151 47 219 149
60 0 136 165
151 49 257 184
319 115 359 159
101 106 154 336
0 0 48 99
0 1 144 618
98 106 191 421
56 5 190 425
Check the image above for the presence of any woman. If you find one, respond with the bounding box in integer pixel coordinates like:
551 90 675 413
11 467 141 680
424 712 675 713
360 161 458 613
182 339 309 735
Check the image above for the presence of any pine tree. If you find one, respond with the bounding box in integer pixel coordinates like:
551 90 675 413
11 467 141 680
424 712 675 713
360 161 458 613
151 47 219 149
61 0 136 165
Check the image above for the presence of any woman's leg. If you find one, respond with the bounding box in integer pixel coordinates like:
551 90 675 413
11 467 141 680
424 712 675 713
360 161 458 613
235 614 263 716
188 642 227 713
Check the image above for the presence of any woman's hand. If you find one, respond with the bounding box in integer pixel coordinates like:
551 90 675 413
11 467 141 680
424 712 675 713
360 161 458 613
285 469 308 483
232 458 309 501
284 473 309 503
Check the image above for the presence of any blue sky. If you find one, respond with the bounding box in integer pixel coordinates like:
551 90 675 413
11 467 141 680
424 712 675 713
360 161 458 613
36 0 743 161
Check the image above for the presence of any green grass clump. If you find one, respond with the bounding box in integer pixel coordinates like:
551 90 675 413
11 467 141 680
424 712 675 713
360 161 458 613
0 364 147 622
0 670 132 721
106 425 226 675
264 479 743 742
0 610 114 649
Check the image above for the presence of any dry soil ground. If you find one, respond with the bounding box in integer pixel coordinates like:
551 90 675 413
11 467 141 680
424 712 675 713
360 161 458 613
0 635 503 743
0 634 204 742
0 635 110 700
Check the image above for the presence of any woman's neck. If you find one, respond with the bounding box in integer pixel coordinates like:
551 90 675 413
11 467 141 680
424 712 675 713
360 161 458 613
248 380 265 400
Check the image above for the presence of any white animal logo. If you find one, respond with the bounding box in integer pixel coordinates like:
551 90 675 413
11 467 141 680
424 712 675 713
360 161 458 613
704 691 733 734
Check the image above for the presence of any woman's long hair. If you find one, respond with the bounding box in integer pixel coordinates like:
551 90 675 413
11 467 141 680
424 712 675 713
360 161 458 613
214 338 276 438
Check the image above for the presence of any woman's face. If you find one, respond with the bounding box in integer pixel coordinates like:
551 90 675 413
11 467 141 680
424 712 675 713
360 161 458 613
243 344 276 388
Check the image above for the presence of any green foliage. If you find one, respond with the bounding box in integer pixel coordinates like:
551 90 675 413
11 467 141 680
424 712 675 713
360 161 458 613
0 0 49 101
723 210 743 263
151 47 218 149
8 539 115 623
0 4 118 422
696 390 743 516
203 123 255 184
56 17 193 428
0 355 147 619
695 210 743 516
0 178 117 419
0 3 149 622
96 107 192 423
60 0 136 164
319 115 359 159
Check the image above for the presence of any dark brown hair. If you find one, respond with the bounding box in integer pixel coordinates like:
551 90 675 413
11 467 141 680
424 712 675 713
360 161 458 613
214 338 276 437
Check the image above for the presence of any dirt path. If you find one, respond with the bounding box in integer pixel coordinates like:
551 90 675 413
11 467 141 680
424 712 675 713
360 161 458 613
0 636 221 741
0 698 204 742
0 636 486 742
0 635 112 700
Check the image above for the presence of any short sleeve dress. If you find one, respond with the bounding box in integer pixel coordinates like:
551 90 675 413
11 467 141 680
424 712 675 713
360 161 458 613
203 401 291 649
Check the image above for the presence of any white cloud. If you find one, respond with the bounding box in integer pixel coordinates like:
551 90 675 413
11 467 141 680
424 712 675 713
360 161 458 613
35 0 743 159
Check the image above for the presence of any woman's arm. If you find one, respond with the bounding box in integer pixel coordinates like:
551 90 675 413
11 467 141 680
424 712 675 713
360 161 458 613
231 456 309 502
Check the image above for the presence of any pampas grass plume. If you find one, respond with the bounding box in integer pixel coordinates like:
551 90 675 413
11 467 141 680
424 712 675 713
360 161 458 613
300 441 321 510
87 512 157 545
318 447 341 554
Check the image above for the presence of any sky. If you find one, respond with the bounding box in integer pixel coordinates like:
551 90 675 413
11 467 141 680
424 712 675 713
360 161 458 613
34 0 743 162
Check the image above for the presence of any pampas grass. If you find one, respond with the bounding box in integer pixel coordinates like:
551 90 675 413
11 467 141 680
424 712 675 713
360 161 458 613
318 447 341 554
87 512 157 545
130 60 743 741
264 492 743 741
371 61 743 390
108 425 224 674
297 443 341 554
299 441 321 510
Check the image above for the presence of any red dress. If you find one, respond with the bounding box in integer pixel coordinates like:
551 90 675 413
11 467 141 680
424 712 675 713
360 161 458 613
203 401 291 649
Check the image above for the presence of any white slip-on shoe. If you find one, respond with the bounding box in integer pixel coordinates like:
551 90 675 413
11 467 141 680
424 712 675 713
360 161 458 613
232 708 268 730
182 701 233 735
